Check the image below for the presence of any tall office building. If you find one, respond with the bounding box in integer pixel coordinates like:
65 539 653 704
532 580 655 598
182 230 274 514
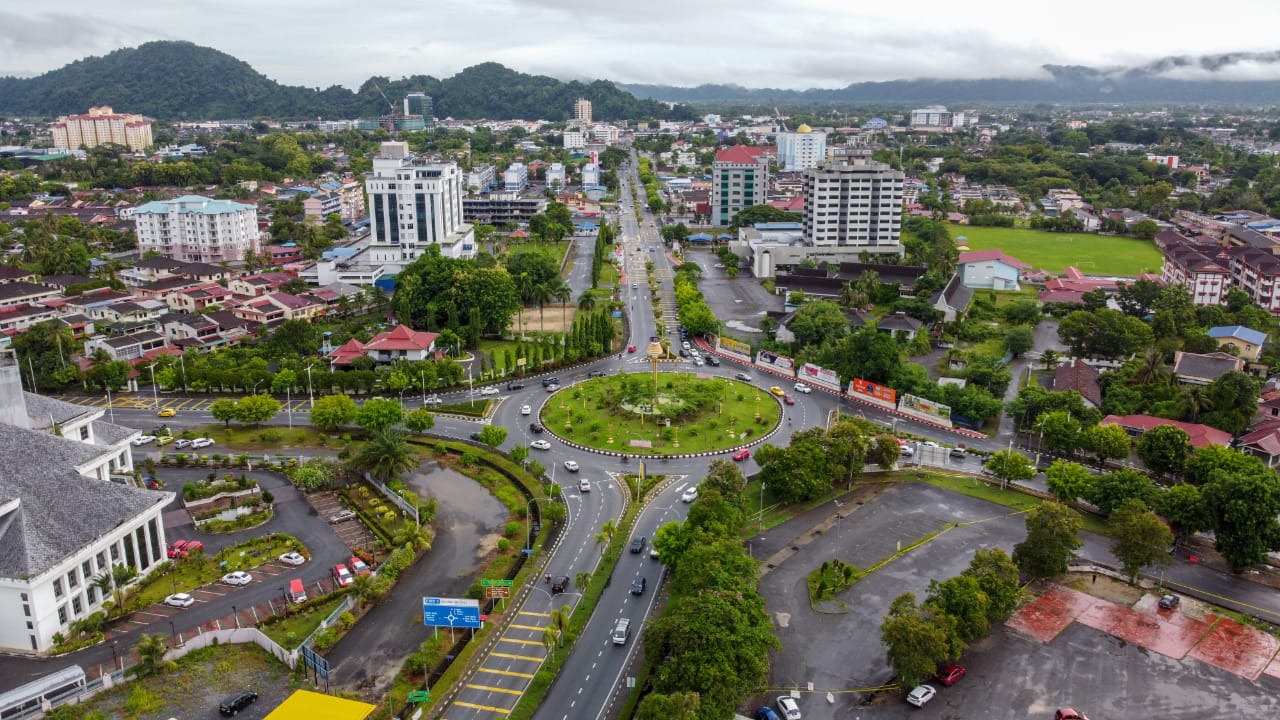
802 158 904 250
777 125 827 171
403 93 435 129
711 146 769 227
133 195 260 263
574 98 593 125
50 106 153 152
909 105 954 128
365 142 475 262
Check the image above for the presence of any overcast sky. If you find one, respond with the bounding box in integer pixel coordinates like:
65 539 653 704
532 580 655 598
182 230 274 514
4 2 1280 89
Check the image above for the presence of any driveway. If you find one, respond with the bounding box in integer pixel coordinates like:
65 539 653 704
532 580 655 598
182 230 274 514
686 248 781 341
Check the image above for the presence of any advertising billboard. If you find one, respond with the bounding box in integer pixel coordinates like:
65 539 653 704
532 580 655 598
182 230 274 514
800 363 841 389
716 336 752 359
756 350 795 373
849 378 897 404
899 394 952 421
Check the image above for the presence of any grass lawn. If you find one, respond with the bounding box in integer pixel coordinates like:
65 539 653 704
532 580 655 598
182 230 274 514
599 260 621 287
260 593 350 649
193 424 334 450
910 470 1110 536
479 340 520 373
433 399 492 417
540 374 781 456
129 534 304 609
949 223 1163 276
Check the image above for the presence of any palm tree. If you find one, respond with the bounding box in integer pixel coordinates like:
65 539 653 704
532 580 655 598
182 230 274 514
349 427 419 483
552 280 572 328
532 282 554 333
1133 349 1171 386
95 563 138 615
134 633 175 676
577 292 596 313
549 604 571 647
594 519 616 554
1182 385 1210 422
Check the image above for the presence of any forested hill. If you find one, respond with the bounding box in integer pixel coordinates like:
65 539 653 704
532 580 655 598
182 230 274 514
0 41 692 121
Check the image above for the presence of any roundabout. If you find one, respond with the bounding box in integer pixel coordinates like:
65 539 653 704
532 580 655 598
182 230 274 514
537 371 782 456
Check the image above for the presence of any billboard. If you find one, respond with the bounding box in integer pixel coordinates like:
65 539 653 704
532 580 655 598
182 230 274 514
756 350 795 373
716 336 752 359
422 597 482 629
849 378 897 405
800 363 841 389
899 394 951 420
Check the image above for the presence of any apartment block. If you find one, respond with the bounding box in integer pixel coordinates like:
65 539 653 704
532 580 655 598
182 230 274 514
777 125 827 171
133 195 261 264
50 106 153 152
712 146 769 227
802 158 904 250
364 142 475 264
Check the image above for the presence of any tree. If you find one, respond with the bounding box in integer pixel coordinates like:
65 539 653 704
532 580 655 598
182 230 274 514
1109 498 1174 583
985 450 1033 487
701 459 747 505
209 398 238 428
349 427 418 482
1036 410 1082 454
234 394 281 427
1136 425 1191 477
478 424 508 449
879 592 962 687
355 397 404 432
133 633 175 676
93 563 137 614
271 368 298 394
1044 460 1094 504
1201 468 1280 573
754 432 833 503
926 575 991 643
289 458 337 491
1012 502 1083 579
1132 219 1160 239
788 300 849 348
961 548 1021 622
1156 483 1207 537
635 692 701 720
870 434 901 469
403 408 435 434
728 204 799 230
1080 423 1130 463
310 394 357 432
509 444 529 466
1202 370 1261 435
1004 325 1035 358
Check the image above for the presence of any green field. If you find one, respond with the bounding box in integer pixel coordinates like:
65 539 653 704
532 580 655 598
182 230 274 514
949 224 1163 276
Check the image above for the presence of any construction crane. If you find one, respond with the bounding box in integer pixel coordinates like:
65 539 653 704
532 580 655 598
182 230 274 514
771 99 789 133
371 81 397 113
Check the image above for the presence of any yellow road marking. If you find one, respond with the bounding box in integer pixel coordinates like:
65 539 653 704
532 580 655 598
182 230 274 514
452 700 510 715
498 637 543 647
490 651 542 662
476 668 533 679
519 611 550 618
465 683 523 696
507 623 544 631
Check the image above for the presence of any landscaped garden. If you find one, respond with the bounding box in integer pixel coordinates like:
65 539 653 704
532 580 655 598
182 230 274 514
539 373 781 455
948 223 1164 276
127 534 305 610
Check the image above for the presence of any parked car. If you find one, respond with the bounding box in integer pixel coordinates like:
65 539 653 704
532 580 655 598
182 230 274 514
191 437 215 449
793 382 812 394
753 708 781 720
329 509 357 523
332 564 354 587
776 696 802 720
732 448 751 462
164 593 196 608
1054 710 1090 720
157 407 176 417
167 540 189 559
629 536 647 554
174 439 192 449
551 575 570 594
1159 594 1180 610
130 435 154 446
288 578 308 604
937 664 966 686
520 405 532 415
349 557 372 576
156 435 174 446
906 685 936 707
222 571 253 586
531 439 552 450
219 691 258 716
279 551 306 566
630 575 647 595
681 485 699 503
173 540 203 558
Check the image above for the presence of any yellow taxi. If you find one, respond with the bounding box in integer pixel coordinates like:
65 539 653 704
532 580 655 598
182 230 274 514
769 386 785 397
157 407 176 417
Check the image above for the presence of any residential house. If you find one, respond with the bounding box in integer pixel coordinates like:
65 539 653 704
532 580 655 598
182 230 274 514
957 249 1029 291
877 312 923 340
327 338 367 367
161 313 222 347
1172 351 1245 385
363 325 438 363
930 275 974 322
1238 419 1280 467
167 282 232 313
266 244 304 266
1053 359 1102 408
0 281 61 308
231 293 324 325
119 257 187 287
0 266 37 284
1101 414 1232 449
1206 325 1267 362
60 289 135 317
228 272 293 298
0 304 60 337
83 330 168 361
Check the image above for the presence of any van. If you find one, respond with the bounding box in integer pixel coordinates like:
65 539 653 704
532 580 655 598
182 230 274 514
288 578 307 604
612 617 631 645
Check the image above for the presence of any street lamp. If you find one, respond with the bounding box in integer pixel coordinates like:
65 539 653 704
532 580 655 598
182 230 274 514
178 354 187 393
420 365 426 405
232 605 238 629
759 481 766 531
105 386 115 424
110 640 118 671
169 621 176 643
252 379 264 395
305 363 315 407
148 363 159 409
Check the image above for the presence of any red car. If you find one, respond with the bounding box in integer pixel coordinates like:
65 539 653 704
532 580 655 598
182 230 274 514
349 557 372 576
732 448 751 461
937 665 966 686
782 394 795 405
167 540 188 559
332 564 354 587
628 344 637 353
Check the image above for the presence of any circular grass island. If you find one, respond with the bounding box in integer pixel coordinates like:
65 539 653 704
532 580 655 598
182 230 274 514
539 372 781 456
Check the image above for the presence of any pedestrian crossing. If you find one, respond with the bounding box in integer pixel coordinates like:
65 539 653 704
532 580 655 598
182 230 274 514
52 394 313 413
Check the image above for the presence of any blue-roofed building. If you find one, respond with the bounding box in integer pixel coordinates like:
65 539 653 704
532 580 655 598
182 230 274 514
1207 325 1268 362
133 195 260 264
574 221 599 235
687 232 714 244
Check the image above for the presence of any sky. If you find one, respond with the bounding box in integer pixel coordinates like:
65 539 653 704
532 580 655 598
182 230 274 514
4 1 1280 89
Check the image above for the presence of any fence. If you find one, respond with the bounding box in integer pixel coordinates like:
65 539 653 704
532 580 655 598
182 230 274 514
298 593 357 650
365 472 421 526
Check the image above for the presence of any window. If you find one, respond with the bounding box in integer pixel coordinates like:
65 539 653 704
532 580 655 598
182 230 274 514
23 604 30 617
53 579 63 598
68 570 78 589
58 606 68 625
72 596 83 615
87 586 96 604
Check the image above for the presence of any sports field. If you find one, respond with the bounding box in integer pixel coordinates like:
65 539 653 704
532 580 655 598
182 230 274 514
949 224 1164 276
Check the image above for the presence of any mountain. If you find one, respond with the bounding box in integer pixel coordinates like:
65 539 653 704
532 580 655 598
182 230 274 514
619 54 1280 105
0 41 690 121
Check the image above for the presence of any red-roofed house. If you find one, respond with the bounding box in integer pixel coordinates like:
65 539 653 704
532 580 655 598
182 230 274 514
769 195 805 212
957 249 1030 290
327 338 367 367
1101 414 1231 449
168 282 233 313
1239 419 1280 467
232 292 325 324
712 146 769 227
364 325 438 363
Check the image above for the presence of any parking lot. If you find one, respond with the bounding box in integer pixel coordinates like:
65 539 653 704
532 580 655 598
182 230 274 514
307 491 380 555
683 248 780 341
753 482 1280 719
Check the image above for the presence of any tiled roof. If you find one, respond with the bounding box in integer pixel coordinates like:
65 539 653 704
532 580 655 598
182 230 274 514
327 338 366 365
714 146 762 165
1172 351 1244 383
24 392 97 430
878 313 922 332
957 248 1031 269
931 274 974 312
365 324 437 351
1053 360 1102 407
1239 420 1280 457
1101 414 1231 448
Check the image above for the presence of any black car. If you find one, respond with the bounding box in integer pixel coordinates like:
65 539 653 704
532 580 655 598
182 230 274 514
588 370 607 377
219 690 258 716
630 575 647 595
678 348 690 358
551 575 570 594
629 536 647 554
705 355 720 366
1159 594 1180 609
530 422 544 434
541 377 560 387
507 382 525 390
469 432 483 442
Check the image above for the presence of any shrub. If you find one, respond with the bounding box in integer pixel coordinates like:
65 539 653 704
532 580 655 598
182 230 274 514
258 429 282 443
498 538 511 551
505 521 521 537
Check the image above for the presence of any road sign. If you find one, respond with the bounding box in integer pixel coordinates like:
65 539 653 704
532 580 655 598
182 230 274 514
406 690 430 703
299 645 330 677
481 579 513 587
486 586 510 599
422 597 482 629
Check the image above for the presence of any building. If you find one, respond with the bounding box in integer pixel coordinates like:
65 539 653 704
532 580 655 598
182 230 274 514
465 165 496 193
956 249 1030 291
574 98 593 125
1101 414 1231 449
1227 246 1280 314
503 163 529 192
712 146 770 227
1053 359 1102 408
777 125 827 171
580 163 600 187
1206 325 1267 362
1172 351 1245 385
403 93 434 128
563 130 586 150
462 194 546 226
910 105 953 128
545 163 566 190
49 106 153 152
0 352 172 654
133 195 261 264
364 142 475 264
1161 240 1230 307
801 157 903 252
930 275 974 323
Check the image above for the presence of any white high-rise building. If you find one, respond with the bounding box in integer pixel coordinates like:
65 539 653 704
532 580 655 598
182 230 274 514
50 106 153 152
503 163 529 192
909 105 953 128
466 164 496 193
563 130 586 150
133 195 260 263
365 142 475 263
581 163 601 187
545 163 566 190
776 125 827 171
802 158 904 250
574 98 593 125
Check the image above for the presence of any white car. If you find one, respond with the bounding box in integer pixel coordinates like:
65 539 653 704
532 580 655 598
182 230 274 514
906 685 936 708
329 509 357 523
681 485 699 503
564 460 580 472
793 382 812 394
190 438 215 449
530 439 552 450
279 551 307 566
164 592 196 608
426 394 442 405
222 571 252 586
777 696 802 720
174 438 192 449
521 405 532 415
479 386 500 396
578 478 591 492
131 435 155 446
693 357 704 366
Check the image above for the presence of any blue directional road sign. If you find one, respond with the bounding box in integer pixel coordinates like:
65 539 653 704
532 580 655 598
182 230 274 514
422 597 482 629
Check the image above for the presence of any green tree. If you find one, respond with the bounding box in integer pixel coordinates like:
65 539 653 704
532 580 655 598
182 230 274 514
652 521 692 575
1004 325 1035 358
209 398 238 428
926 575 991 643
635 692 701 720
403 408 435 434
349 427 418 483
1080 423 1130 463
355 397 404 432
310 394 357 432
870 434 902 469
754 431 832 503
1183 445 1265 486
961 548 1021 622
478 424 508 449
1036 410 1082 454
234 394 281 427
1044 460 1094 504
788 300 849 348
1136 425 1191 477
133 633 175 676
1088 469 1156 516
289 458 336 491
1109 498 1174 583
879 592 962 687
270 368 298 394
1202 468 1280 573
1156 484 1207 536
985 449 1034 487
1012 502 1083 579
701 459 747 505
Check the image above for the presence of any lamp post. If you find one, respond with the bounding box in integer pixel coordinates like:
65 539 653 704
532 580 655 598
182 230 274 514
252 379 263 395
526 498 536 552
286 385 292 428
305 363 315 407
420 366 426 405
179 354 187 393
759 481 766 531
149 363 159 409
110 640 118 671
105 386 115 424
169 620 177 643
